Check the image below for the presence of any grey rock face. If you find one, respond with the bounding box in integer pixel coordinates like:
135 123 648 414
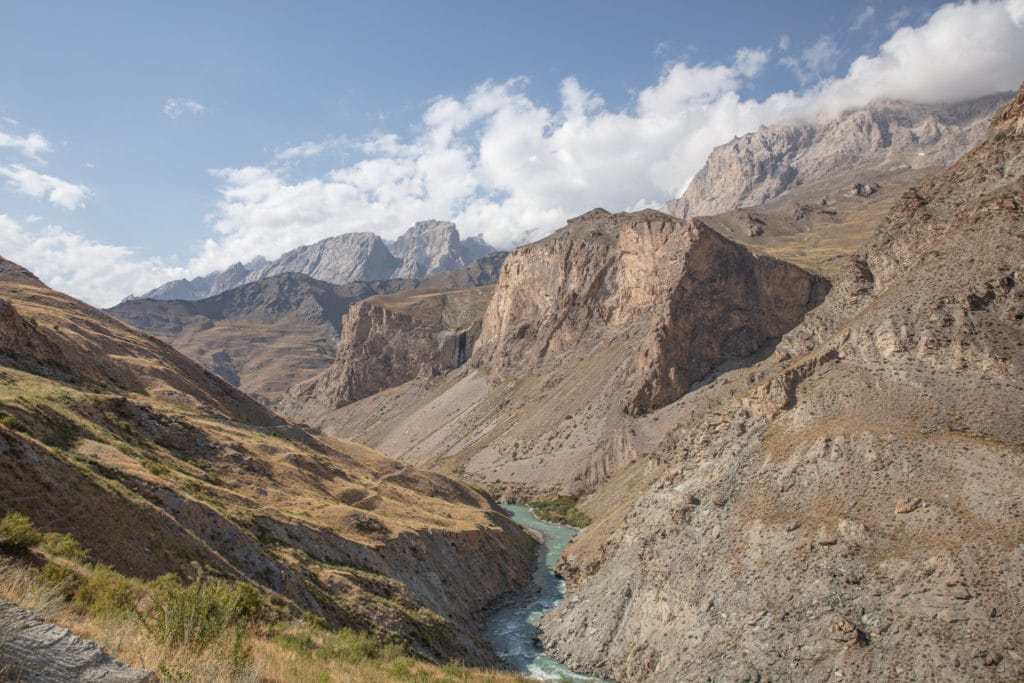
134 222 497 302
0 600 154 682
666 92 1010 219
391 220 465 278
245 232 402 285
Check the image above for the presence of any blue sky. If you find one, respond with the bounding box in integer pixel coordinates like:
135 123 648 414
1 1 1023 305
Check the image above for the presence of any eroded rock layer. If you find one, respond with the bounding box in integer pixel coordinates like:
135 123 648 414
540 83 1024 682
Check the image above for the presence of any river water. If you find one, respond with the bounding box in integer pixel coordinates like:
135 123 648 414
484 504 603 681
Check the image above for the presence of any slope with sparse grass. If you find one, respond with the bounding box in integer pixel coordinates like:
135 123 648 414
0 256 535 670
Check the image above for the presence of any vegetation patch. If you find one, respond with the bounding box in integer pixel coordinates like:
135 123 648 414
0 512 42 552
529 495 591 528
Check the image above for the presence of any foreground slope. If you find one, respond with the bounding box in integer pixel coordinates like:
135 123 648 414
541 84 1024 681
0 257 534 665
294 210 827 494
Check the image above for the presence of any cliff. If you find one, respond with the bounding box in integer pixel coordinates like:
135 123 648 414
283 286 493 412
298 210 826 496
540 82 1024 681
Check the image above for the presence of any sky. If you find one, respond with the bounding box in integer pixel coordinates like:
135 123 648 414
1 1 1023 306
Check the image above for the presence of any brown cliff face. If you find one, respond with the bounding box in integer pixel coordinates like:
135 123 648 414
474 208 828 415
282 286 492 412
541 82 1024 681
303 210 825 495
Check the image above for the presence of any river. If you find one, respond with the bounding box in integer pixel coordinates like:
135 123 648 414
484 504 604 681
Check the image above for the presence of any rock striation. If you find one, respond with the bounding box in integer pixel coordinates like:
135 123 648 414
541 83 1024 681
473 208 829 415
0 600 154 682
666 92 1009 219
283 286 493 412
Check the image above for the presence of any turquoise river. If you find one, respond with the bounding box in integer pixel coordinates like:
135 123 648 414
484 504 605 681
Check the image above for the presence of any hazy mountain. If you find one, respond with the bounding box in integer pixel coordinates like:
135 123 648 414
666 92 1010 220
132 221 497 302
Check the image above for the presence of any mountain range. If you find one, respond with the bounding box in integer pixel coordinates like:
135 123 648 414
2 85 1022 681
131 220 496 302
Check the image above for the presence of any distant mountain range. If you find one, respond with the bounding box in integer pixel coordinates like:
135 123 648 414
666 92 1010 219
130 220 496 302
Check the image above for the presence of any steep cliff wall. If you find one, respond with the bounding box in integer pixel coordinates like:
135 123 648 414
540 83 1024 682
283 287 491 412
473 209 828 415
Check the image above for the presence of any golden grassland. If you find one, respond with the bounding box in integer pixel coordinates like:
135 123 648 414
0 548 528 683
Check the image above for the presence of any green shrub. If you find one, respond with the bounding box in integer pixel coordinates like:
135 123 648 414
0 413 22 431
147 575 265 651
73 564 140 616
0 512 42 551
40 532 90 563
36 561 81 598
319 627 381 662
530 496 591 528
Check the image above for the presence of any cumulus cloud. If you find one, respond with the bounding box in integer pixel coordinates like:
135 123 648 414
184 0 1024 278
0 165 90 209
778 34 791 52
0 214 187 307
6 0 1024 307
163 98 205 119
851 5 876 31
0 130 50 158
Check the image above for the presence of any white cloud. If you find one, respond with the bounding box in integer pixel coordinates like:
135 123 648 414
0 165 90 209
851 5 876 31
0 215 187 307
782 35 841 85
183 0 1024 278
778 34 791 51
163 98 205 119
5 0 1024 307
0 130 50 158
274 136 345 160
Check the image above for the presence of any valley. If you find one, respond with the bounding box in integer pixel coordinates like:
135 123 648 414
2 66 1022 683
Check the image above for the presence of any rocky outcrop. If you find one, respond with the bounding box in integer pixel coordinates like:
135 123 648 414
283 286 493 411
666 92 1009 219
392 221 466 278
127 261 252 302
245 232 403 286
541 82 1024 681
0 600 153 682
474 208 828 415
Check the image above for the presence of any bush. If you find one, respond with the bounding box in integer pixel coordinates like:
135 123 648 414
530 496 591 528
36 561 81 598
147 575 265 651
40 532 90 563
0 512 42 551
72 564 140 616
319 627 381 662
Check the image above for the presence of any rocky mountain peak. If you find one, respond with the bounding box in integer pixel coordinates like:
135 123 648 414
666 91 1011 219
244 232 401 286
